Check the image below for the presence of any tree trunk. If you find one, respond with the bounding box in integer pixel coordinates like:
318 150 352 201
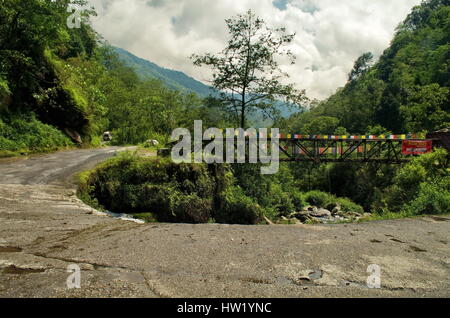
241 92 246 128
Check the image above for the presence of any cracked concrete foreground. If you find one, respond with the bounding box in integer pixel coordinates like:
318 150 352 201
0 148 449 298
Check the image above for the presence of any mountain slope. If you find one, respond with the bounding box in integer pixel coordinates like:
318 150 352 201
286 0 449 135
113 47 301 125
113 47 215 97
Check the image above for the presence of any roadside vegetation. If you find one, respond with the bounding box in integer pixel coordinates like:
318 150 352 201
77 147 448 224
0 113 73 157
77 151 367 224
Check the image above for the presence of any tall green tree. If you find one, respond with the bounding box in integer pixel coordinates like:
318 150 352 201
400 84 450 132
348 52 374 82
191 10 306 128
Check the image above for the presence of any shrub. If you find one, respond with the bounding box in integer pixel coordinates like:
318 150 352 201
401 181 450 216
336 198 365 214
382 148 449 212
117 183 214 223
134 183 176 214
216 186 263 224
304 191 333 208
81 154 218 223
267 184 295 216
290 190 308 211
172 194 213 224
0 136 17 151
0 113 72 152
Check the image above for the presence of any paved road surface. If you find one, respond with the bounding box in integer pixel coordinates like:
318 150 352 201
0 148 449 297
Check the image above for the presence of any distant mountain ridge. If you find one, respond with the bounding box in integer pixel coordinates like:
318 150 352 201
113 47 302 124
113 47 214 97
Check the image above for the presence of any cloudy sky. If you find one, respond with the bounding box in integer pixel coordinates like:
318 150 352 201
86 0 421 100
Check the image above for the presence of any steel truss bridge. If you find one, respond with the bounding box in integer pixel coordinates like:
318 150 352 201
275 137 426 164
171 131 448 164
246 133 438 164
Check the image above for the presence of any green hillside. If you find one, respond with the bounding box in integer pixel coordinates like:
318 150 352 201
113 47 299 122
113 47 215 97
285 0 450 135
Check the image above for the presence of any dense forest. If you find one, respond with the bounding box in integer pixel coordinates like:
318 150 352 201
281 0 449 135
1 0 449 223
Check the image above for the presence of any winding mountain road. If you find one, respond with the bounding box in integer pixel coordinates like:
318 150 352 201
0 148 449 297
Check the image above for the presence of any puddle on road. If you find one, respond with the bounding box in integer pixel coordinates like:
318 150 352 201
308 270 323 280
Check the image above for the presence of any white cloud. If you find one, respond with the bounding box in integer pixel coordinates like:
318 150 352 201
87 0 421 99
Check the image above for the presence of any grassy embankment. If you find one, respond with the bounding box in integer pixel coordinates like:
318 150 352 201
76 147 449 225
